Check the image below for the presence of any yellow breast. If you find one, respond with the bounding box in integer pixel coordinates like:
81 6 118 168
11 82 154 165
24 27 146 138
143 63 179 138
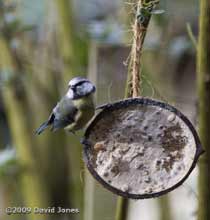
64 95 95 132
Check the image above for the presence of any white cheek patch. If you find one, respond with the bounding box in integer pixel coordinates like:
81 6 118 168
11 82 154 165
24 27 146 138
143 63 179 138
66 89 74 99
77 82 94 96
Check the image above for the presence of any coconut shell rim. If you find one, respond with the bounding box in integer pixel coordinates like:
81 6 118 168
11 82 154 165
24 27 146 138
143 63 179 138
82 97 204 199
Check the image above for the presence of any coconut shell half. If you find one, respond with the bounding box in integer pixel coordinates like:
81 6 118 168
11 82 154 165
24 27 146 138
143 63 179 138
82 98 203 199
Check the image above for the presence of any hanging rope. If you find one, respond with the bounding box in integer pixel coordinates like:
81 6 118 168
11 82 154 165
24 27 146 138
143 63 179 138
127 0 160 98
116 2 161 220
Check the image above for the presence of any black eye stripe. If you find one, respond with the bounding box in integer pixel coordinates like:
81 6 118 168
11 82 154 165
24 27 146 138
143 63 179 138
71 87 76 91
72 80 89 87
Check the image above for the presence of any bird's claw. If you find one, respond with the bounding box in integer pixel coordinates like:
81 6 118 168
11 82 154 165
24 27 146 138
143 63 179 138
80 138 91 147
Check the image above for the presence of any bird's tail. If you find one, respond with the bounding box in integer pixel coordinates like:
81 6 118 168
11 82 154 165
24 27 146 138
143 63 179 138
35 121 50 135
35 113 55 135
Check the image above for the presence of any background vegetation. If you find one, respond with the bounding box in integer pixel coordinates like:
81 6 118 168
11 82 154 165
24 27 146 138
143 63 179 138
0 0 208 220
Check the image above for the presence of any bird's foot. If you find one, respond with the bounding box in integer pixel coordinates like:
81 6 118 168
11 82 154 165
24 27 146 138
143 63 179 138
80 138 91 147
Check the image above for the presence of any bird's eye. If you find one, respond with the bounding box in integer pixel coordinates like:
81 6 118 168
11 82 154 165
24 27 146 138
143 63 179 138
71 86 76 91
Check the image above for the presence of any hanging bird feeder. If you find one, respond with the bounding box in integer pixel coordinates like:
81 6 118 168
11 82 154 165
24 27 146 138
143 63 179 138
82 98 203 199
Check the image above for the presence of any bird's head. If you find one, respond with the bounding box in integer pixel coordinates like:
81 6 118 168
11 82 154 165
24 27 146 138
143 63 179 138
66 77 96 100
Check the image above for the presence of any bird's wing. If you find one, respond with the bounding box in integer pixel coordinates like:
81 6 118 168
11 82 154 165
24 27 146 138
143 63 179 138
51 97 78 131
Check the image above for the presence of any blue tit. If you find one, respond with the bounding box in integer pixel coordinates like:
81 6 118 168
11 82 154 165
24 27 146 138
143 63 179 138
35 77 96 135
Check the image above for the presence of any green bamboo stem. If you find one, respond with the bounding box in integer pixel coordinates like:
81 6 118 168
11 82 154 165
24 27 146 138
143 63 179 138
0 37 48 220
55 0 87 83
158 196 172 220
16 32 77 219
197 0 210 219
56 0 77 78
115 197 129 220
55 1 88 218
186 23 197 50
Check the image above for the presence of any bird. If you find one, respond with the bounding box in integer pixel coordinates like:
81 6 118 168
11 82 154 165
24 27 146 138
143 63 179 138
35 77 96 135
